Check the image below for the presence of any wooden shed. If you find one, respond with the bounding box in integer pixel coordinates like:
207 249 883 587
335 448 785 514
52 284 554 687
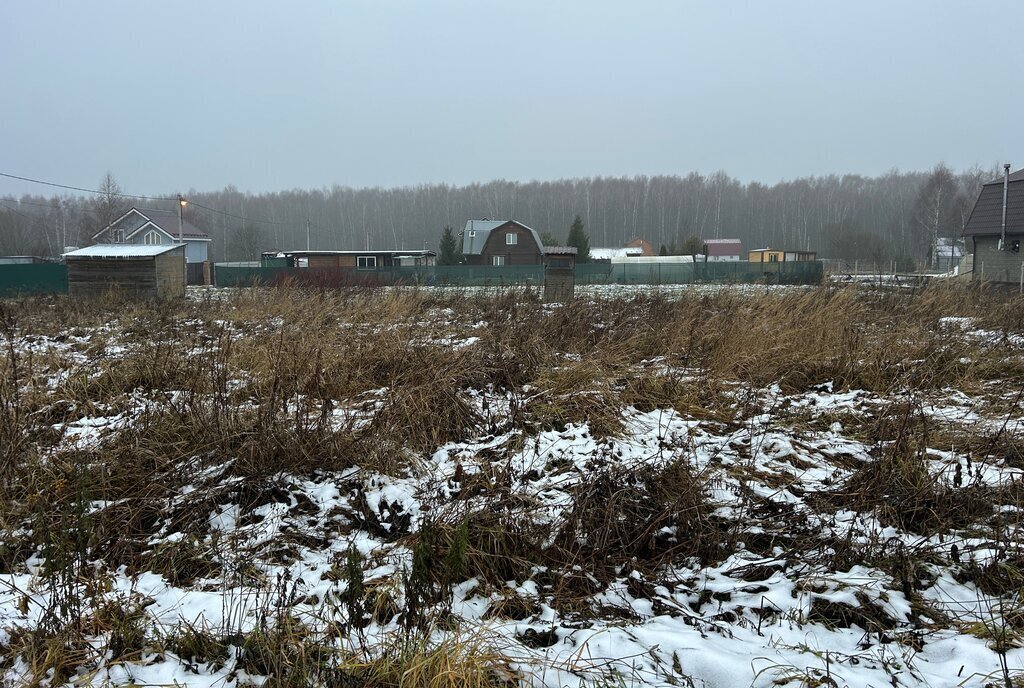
63 244 185 299
543 246 577 302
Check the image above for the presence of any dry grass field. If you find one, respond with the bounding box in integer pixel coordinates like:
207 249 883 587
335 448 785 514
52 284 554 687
1 283 1023 687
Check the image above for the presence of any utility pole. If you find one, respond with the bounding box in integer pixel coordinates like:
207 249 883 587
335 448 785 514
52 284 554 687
178 195 187 287
306 218 311 251
177 196 184 243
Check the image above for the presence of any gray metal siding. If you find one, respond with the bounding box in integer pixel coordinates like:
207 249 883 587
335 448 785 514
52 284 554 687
972 235 1024 284
186 240 208 263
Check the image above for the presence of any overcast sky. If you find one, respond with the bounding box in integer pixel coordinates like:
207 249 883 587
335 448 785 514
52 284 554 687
1 1 1021 197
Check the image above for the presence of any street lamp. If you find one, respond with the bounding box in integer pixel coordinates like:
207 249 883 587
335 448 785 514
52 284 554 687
177 196 187 245
178 195 188 289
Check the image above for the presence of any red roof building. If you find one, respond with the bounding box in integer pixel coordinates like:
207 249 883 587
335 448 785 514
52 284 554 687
702 239 743 262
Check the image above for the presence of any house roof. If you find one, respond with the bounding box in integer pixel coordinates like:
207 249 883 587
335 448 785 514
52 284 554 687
703 239 743 256
93 208 211 242
461 220 544 255
962 169 1024 237
271 250 436 257
64 244 184 259
590 246 644 260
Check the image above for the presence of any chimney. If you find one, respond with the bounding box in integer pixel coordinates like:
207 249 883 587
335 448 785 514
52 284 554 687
1001 163 1011 250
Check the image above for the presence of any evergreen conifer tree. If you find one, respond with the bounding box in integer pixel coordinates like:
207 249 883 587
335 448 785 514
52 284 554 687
438 225 462 265
565 215 590 263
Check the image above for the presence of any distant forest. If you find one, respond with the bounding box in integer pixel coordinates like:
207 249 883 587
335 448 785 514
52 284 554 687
0 164 1001 266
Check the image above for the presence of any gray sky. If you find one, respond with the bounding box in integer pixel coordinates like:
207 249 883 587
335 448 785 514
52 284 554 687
2 0 1021 197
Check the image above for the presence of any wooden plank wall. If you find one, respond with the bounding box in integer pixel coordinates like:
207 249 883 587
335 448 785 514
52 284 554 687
67 250 185 299
154 251 186 298
478 222 543 266
544 267 575 302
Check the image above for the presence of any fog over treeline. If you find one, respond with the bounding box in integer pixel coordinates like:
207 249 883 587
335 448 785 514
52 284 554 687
0 164 999 265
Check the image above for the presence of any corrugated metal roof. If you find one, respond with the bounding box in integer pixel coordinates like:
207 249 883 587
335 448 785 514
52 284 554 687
64 244 184 259
963 171 1024 237
461 220 544 255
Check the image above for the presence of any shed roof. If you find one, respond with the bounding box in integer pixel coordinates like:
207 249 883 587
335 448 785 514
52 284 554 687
543 246 578 255
64 244 184 259
962 169 1024 237
462 220 544 255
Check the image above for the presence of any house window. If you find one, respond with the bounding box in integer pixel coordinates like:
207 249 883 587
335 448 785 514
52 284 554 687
112 229 125 243
357 256 377 270
506 233 518 245
492 255 506 266
143 230 161 245
769 254 778 262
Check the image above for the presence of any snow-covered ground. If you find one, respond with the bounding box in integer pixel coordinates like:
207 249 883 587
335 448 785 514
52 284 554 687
1 291 1022 687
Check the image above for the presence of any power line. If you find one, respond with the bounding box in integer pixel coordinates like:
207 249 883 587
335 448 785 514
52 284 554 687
0 171 176 202
0 170 312 230
187 200 297 227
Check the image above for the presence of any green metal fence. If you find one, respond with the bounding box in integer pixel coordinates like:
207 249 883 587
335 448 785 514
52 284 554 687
0 263 69 297
214 264 546 288
213 261 824 289
578 261 825 285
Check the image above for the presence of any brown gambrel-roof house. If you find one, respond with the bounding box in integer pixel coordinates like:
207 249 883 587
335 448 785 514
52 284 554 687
963 167 1024 283
461 220 544 266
